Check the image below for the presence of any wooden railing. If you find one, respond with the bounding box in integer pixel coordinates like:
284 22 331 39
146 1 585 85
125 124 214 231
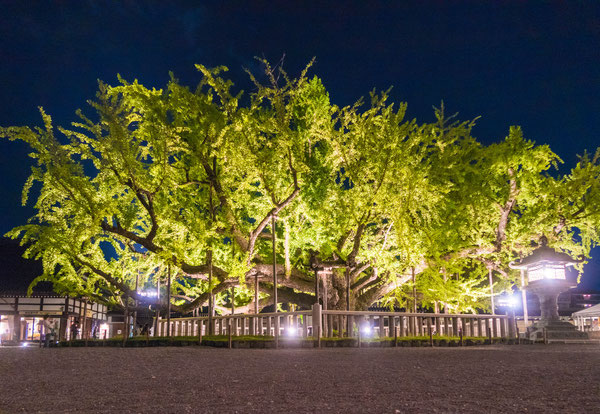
156 304 515 340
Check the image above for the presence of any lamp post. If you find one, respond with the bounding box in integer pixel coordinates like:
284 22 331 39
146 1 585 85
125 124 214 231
509 236 587 341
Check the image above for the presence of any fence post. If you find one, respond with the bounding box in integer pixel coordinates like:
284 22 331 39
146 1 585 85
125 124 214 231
426 317 432 339
312 303 322 340
228 320 232 349
507 313 515 340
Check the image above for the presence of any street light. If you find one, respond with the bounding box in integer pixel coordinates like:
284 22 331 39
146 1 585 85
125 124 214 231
509 236 587 340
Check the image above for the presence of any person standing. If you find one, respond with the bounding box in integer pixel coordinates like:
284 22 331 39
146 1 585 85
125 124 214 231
70 320 79 341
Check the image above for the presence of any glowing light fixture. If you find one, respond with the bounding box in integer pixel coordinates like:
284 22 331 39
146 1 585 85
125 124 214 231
509 235 578 323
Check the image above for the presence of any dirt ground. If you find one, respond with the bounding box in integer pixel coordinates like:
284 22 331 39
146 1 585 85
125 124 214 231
1 344 599 413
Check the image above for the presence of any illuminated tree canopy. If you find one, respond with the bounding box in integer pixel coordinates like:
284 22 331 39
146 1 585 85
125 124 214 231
2 61 600 314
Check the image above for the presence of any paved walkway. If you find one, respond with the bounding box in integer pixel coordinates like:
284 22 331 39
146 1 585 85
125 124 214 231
1 345 599 413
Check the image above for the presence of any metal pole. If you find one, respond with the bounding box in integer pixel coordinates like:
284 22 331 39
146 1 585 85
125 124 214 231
167 264 171 338
520 269 528 325
489 268 495 315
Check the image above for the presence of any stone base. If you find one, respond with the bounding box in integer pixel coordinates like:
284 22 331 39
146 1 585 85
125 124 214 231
527 320 589 341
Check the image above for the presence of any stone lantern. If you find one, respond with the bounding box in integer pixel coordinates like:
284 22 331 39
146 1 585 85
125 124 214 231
509 236 588 341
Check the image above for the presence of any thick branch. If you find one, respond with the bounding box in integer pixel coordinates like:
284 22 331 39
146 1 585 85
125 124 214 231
347 223 365 266
494 167 519 251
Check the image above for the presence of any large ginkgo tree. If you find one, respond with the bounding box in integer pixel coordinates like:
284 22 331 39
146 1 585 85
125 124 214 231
2 61 600 315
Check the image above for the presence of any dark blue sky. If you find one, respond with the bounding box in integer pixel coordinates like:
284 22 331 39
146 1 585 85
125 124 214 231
1 1 599 288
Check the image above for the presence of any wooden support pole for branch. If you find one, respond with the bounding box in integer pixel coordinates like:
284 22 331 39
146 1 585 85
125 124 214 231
133 270 139 334
122 299 129 347
167 263 172 338
411 267 417 313
489 268 495 315
315 269 320 306
254 273 259 316
520 269 528 325
322 273 328 312
208 251 213 335
208 172 215 335
83 299 88 346
272 214 278 349
154 278 160 336
443 269 448 314
345 267 350 311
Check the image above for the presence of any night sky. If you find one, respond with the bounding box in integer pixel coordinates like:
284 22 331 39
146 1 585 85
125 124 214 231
1 1 599 289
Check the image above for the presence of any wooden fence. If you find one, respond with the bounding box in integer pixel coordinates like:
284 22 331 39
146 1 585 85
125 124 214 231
156 304 515 340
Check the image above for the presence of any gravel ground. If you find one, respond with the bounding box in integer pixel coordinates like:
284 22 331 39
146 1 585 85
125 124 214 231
1 344 599 413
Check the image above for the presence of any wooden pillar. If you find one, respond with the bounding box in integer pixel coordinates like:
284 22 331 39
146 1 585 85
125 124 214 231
379 315 385 337
399 316 405 337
